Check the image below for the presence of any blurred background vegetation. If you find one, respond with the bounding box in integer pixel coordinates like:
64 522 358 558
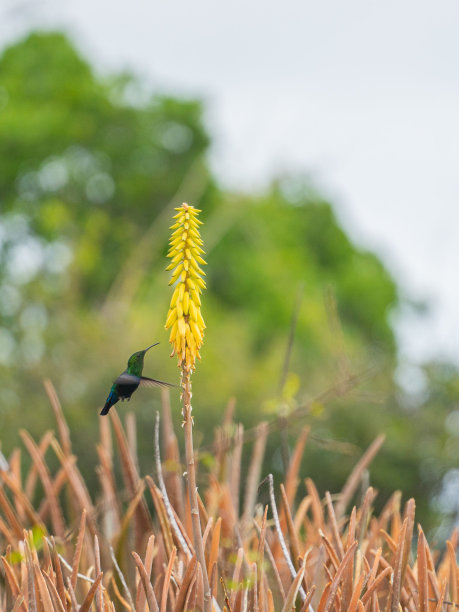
1 31 459 534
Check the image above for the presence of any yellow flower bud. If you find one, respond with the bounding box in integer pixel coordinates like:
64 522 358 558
183 291 190 314
165 308 177 328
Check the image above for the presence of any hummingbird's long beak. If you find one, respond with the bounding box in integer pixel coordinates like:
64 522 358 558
143 342 160 353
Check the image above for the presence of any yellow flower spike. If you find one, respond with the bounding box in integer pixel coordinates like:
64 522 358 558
165 202 207 370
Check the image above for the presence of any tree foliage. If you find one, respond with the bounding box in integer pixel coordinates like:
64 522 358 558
0 31 455 530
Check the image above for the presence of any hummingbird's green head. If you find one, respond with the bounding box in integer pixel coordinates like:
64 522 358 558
126 343 159 375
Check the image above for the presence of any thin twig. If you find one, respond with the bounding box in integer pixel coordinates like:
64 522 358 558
154 411 192 559
252 519 286 601
45 539 96 585
267 474 312 609
109 545 135 612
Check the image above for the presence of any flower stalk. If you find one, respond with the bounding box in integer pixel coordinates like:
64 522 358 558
165 202 211 611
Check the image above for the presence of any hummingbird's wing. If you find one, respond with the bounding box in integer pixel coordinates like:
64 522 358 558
115 373 141 386
139 376 179 389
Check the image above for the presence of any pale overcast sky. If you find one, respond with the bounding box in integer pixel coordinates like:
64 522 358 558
2 0 459 367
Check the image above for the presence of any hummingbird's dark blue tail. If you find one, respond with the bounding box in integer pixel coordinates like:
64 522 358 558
100 388 119 415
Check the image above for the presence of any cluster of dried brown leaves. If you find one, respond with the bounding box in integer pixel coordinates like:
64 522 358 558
0 380 458 611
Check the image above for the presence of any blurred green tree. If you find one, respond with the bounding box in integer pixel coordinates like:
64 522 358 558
0 31 453 531
0 31 216 440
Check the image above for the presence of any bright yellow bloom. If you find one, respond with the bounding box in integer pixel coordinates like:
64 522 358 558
165 203 206 369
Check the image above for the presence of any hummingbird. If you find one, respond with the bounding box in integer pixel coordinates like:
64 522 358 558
100 343 178 415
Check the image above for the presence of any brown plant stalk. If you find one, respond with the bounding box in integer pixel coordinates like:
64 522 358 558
181 365 212 610
165 202 211 612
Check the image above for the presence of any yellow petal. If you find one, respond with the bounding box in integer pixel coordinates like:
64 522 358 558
190 261 206 276
169 235 183 246
189 299 198 321
186 326 196 350
170 250 183 265
178 316 186 337
192 290 201 306
165 308 177 329
168 264 183 285
190 319 202 343
197 310 206 329
183 291 190 314
169 284 181 307
168 320 178 342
